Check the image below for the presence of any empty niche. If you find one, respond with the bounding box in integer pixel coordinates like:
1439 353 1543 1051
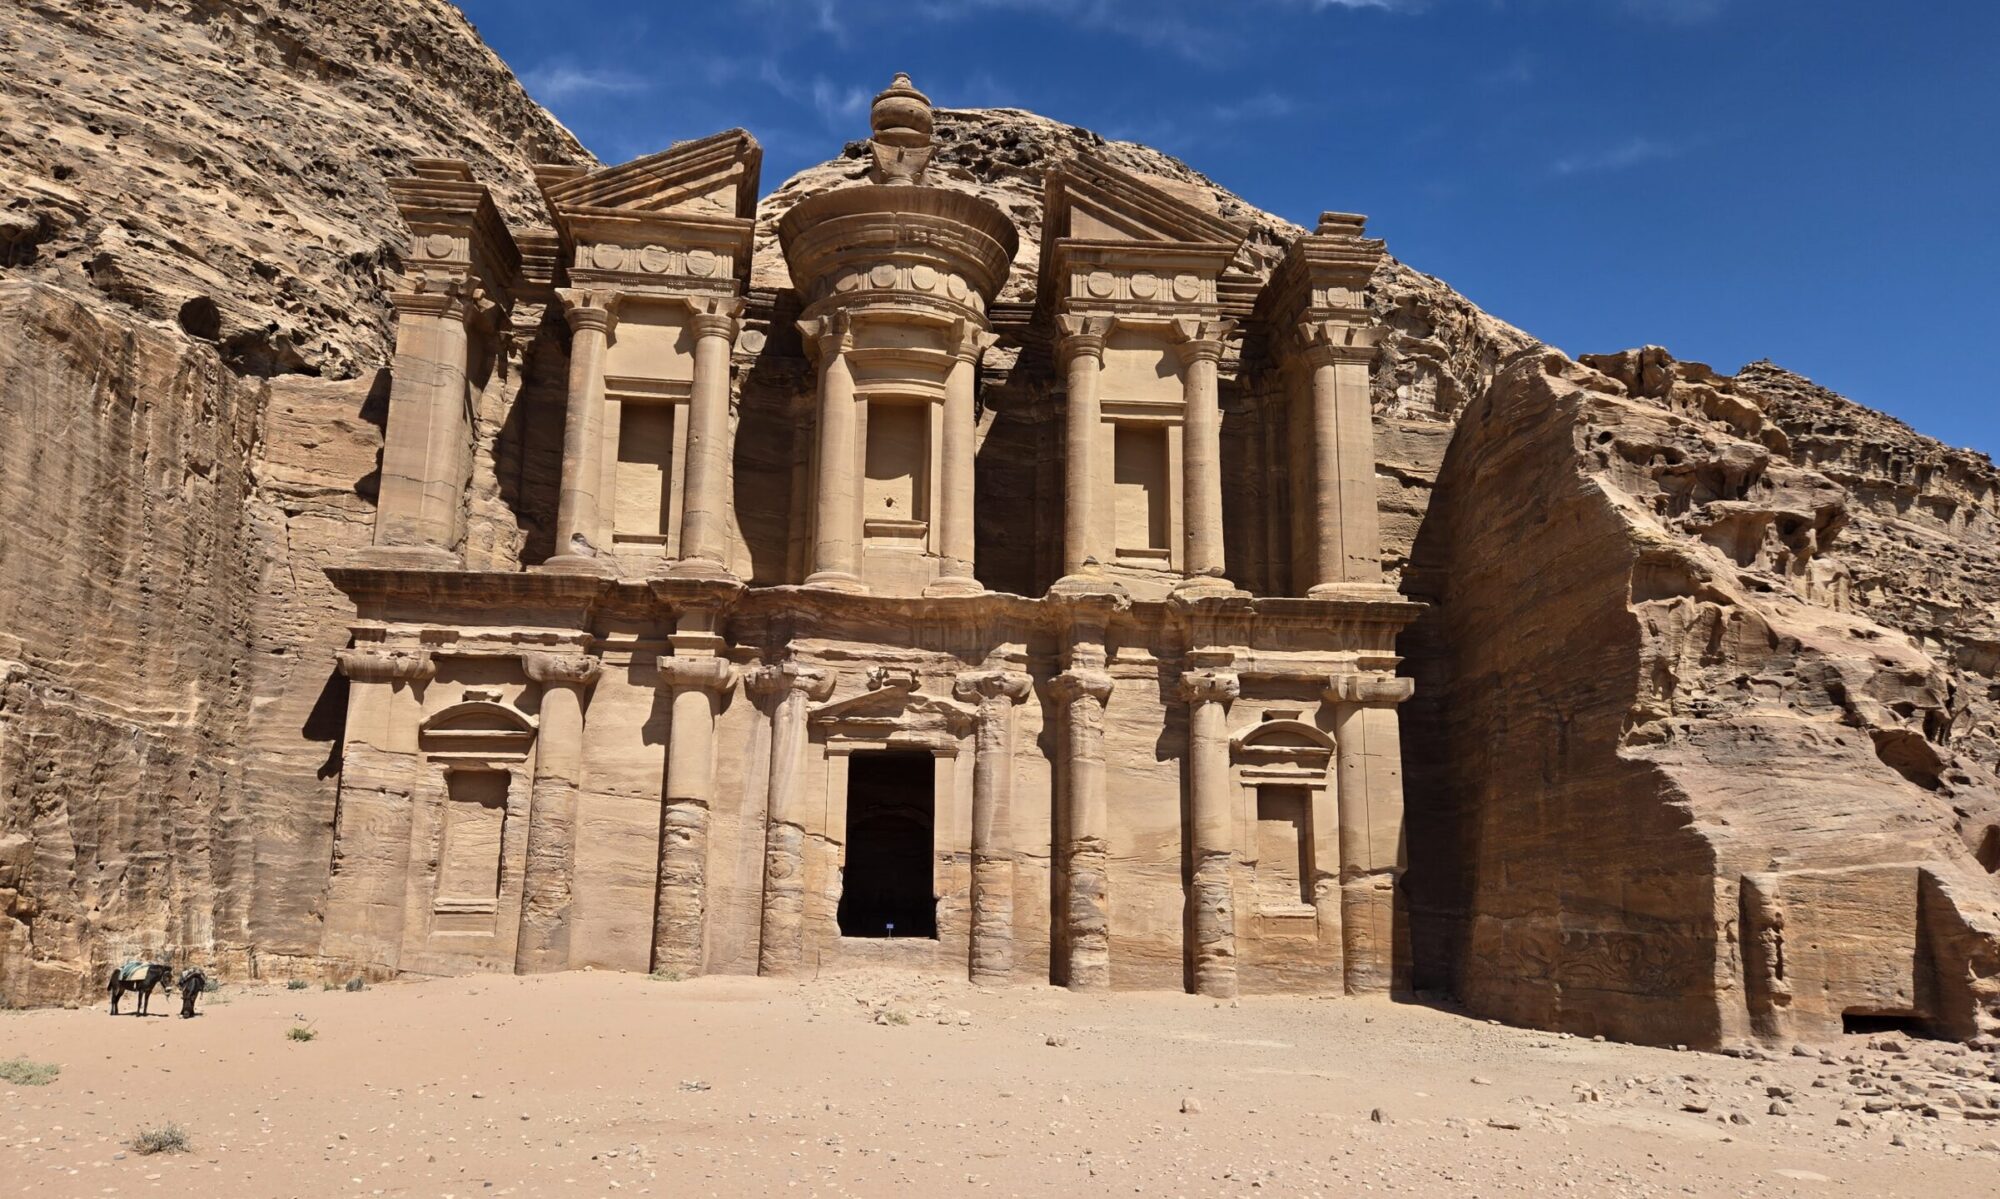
1255 784 1312 909
1113 424 1168 558
615 403 674 542
437 769 508 911
864 400 929 534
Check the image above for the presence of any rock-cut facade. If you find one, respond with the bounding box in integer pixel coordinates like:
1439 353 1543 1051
320 76 1420 997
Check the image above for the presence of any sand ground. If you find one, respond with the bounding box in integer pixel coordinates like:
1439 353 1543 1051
4 967 1997 1197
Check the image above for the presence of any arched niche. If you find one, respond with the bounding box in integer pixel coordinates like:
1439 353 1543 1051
1232 715 1336 919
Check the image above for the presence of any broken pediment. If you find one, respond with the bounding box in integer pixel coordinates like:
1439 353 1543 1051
1042 155 1246 249
539 128 761 220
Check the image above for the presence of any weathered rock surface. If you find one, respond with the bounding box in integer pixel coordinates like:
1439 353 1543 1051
0 0 583 1003
0 0 1994 1042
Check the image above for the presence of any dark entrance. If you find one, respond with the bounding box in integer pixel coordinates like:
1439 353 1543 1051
837 751 937 938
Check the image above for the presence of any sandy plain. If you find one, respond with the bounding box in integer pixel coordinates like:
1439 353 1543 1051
4 965 1997 1197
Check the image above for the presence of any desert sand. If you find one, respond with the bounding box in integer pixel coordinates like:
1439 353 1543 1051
4 966 1998 1197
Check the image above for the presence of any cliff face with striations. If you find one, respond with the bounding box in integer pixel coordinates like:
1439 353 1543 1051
1 1 1995 1040
0 0 586 1003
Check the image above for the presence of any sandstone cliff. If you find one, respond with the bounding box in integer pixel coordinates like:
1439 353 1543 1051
0 0 584 1002
1 0 1994 1040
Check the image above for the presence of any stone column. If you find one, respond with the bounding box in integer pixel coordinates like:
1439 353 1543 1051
544 288 619 568
1057 315 1111 579
652 654 738 975
1325 673 1413 993
799 314 865 591
676 298 743 574
322 647 435 969
1299 322 1381 593
1181 668 1240 998
515 651 600 973
370 283 486 565
748 660 834 977
953 669 1033 984
1050 667 1115 990
1173 318 1234 591
929 320 996 596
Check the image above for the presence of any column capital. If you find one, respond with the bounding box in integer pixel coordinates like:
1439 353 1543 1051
335 646 435 684
522 651 601 688
1178 668 1240 706
953 669 1033 706
688 296 745 343
390 276 497 328
557 287 622 336
657 656 738 694
1170 316 1236 365
1056 313 1114 362
796 311 853 365
746 660 836 704
948 316 1000 364
1296 318 1377 367
1049 668 1114 708
1324 673 1413 706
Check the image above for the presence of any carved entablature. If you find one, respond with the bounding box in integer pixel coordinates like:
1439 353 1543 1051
779 188 1017 326
388 158 521 321
540 129 762 299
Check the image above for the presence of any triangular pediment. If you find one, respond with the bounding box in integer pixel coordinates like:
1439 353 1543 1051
1044 155 1247 248
541 128 762 220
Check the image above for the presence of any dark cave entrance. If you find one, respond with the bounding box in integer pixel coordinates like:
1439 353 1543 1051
837 751 938 939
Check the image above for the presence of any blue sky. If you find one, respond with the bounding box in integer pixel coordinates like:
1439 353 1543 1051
462 0 1997 455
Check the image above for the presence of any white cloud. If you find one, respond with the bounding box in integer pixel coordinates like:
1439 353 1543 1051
1551 136 1679 176
520 62 648 105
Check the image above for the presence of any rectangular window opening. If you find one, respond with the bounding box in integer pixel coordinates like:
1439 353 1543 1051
1113 423 1169 557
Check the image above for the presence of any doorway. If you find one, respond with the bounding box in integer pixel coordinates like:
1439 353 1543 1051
838 751 938 938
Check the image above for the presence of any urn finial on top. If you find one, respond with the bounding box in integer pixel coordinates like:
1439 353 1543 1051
869 72 934 185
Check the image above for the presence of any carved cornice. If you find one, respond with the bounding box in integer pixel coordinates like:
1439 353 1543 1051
336 646 436 684
1324 673 1414 706
557 287 622 337
658 656 738 693
522 651 602 688
390 276 498 329
746 660 836 704
1171 316 1236 366
953 669 1033 706
1048 668 1114 708
1178 668 1241 706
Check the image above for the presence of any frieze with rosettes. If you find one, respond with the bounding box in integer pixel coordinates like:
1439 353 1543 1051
574 242 734 281
1070 269 1215 307
816 261 982 312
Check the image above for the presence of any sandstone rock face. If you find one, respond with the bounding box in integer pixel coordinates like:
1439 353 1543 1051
0 0 583 1003
1401 346 2000 1044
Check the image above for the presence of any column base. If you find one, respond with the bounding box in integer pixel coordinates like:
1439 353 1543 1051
1171 573 1247 600
663 556 738 583
535 552 615 577
349 543 460 570
923 574 985 598
1048 571 1130 601
1306 581 1404 602
803 570 869 594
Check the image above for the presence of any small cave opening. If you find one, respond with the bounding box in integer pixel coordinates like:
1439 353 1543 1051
837 751 938 939
1841 1010 1933 1038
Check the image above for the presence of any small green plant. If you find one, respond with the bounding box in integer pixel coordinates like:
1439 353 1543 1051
286 978 310 990
0 1056 59 1086
649 968 683 983
201 975 220 993
343 977 367 992
131 1123 190 1155
881 1009 910 1026
286 1024 317 1042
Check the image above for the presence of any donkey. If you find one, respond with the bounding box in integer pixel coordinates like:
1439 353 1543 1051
175 968 207 1018
107 961 173 1015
